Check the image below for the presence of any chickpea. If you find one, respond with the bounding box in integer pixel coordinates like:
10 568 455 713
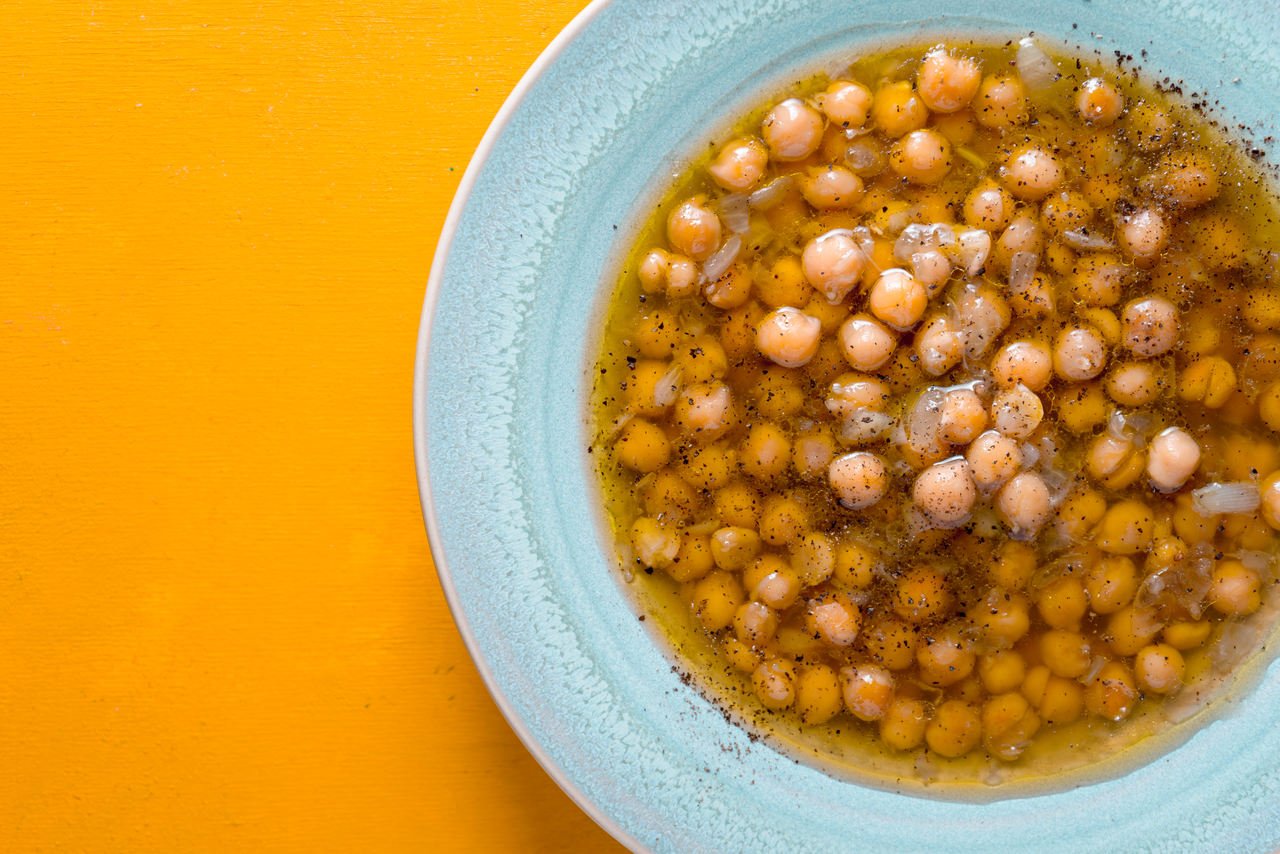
794 664 844 725
642 469 699 522
966 430 1023 490
1086 434 1144 490
841 663 896 721
761 98 825 161
975 589 1031 647
990 383 1044 439
826 373 891 418
893 566 954 625
747 564 802 611
752 658 797 710
880 697 929 750
926 700 982 758
703 262 752 310
1134 644 1185 694
691 570 745 631
939 388 988 444
862 616 920 671
1053 326 1108 382
1146 426 1201 493
626 359 680 419
678 443 737 491
991 540 1036 589
1021 667 1084 725
709 526 761 571
932 109 977 145
673 382 735 440
1116 208 1170 263
708 137 769 192
817 79 873 128
664 255 699 299
1085 661 1138 721
755 306 822 368
633 308 680 359
1086 556 1138 614
997 472 1052 538
983 692 1041 761
869 268 928 331
1096 499 1155 555
1125 101 1175 151
790 531 836 585
1069 254 1128 308
915 46 982 112
1076 77 1125 126
871 80 929 138
802 230 866 303
974 74 1029 129
1057 488 1108 541
964 179 1014 230
993 214 1044 270
615 418 671 473
917 624 976 686
1002 146 1064 201
757 255 813 309
992 340 1053 391
828 451 888 509
979 649 1028 694
739 423 791 482
1209 559 1262 616
808 594 862 647
1178 356 1236 409
1106 361 1164 407
915 314 964 376
837 313 896 372
792 428 836 480
1039 576 1089 630
712 483 758 529
800 164 865 209
1040 629 1092 679
953 282 1012 357
890 128 954 184
668 534 714 583
1163 620 1213 651
1261 383 1280 431
913 458 977 527
1058 381 1109 433
1121 295 1177 358
678 334 728 384
733 601 779 647
667 196 722 261
1154 149 1220 208
630 516 680 570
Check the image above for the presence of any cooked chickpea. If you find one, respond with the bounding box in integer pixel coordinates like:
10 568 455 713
792 429 836 480
1053 326 1108 382
990 383 1044 439
1155 149 1220 208
667 196 722 261
1096 500 1155 555
963 179 1014 230
795 664 843 725
915 314 964 376
739 423 791 482
1163 620 1213 651
828 452 888 509
879 697 929 750
840 663 895 721
1134 643 1185 694
800 165 865 209
1146 426 1201 493
755 307 822 368
890 129 954 184
975 589 1031 647
974 74 1029 129
1178 356 1236 409
1261 383 1280 431
708 137 769 192
997 472 1052 538
1086 556 1138 614
1209 559 1262 616
1085 661 1138 721
1040 629 1092 678
893 566 953 625
733 601 779 646
939 388 988 444
674 382 735 440
761 98 825 161
810 595 862 647
1116 208 1170 263
1002 146 1063 201
790 531 836 585
983 692 1041 761
1076 77 1124 126
979 649 1027 694
1069 254 1128 307
802 230 866 303
1105 361 1163 407
868 268 928 331
871 80 929 138
966 430 1023 490
913 458 977 527
1125 100 1175 151
615 418 671 473
992 340 1053 391
691 570 745 631
818 79 873 127
926 700 982 758
838 313 896 372
709 526 761 571
752 658 797 709
917 624 976 686
917 47 982 113
630 517 680 570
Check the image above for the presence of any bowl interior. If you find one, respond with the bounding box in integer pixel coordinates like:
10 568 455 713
417 1 1280 850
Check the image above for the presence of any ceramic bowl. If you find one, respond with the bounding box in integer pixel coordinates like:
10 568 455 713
415 1 1280 849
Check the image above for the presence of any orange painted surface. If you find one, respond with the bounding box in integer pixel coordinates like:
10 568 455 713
0 0 622 850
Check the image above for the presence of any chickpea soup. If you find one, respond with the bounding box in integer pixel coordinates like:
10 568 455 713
591 36 1280 792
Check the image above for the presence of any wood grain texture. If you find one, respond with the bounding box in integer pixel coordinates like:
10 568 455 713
0 0 621 849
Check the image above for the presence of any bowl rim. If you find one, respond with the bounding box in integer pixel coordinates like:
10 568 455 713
411 0 637 849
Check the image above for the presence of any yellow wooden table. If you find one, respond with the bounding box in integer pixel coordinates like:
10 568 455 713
0 1 622 849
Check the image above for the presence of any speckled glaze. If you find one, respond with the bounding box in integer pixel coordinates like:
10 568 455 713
414 1 1280 850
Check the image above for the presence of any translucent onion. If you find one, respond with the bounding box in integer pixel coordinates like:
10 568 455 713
1016 37 1060 91
1192 482 1261 516
957 228 992 276
747 175 795 209
894 222 956 263
700 234 741 282
1062 227 1116 252
652 363 682 410
840 408 895 445
718 193 750 234
1008 250 1039 293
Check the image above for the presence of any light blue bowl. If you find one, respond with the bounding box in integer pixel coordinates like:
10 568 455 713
415 1 1280 849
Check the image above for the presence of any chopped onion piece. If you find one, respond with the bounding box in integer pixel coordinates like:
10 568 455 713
845 138 884 176
957 228 991 276
718 193 750 234
1235 550 1274 573
840 408 895 445
747 175 795 209
1063 227 1115 252
1016 37 1060 91
700 234 741 282
1192 482 1261 517
1080 655 1107 685
895 222 956 263
1009 250 1039 293
851 225 876 267
652 363 682 409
